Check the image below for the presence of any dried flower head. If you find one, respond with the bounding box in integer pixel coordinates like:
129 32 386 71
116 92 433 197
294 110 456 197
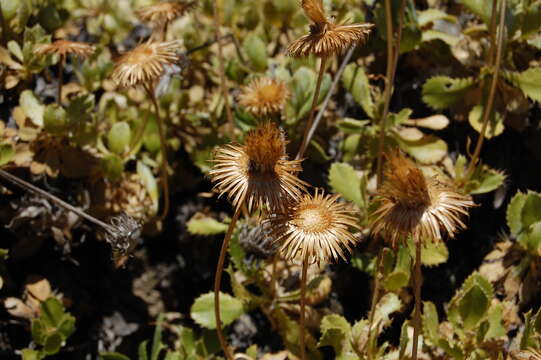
111 40 181 88
287 0 373 57
209 122 307 212
34 40 95 58
136 1 195 24
238 77 290 117
267 189 359 264
371 151 475 247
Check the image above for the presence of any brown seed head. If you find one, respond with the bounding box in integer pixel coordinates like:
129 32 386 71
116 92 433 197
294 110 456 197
267 189 359 264
34 40 95 59
209 122 307 212
111 40 181 88
238 78 290 117
136 1 195 24
371 151 475 247
287 0 373 58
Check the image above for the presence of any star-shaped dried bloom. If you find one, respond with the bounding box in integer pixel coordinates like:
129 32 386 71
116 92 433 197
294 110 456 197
209 122 307 212
238 77 290 117
287 0 373 58
111 40 181 88
136 1 195 24
371 151 475 247
34 40 95 58
266 189 359 264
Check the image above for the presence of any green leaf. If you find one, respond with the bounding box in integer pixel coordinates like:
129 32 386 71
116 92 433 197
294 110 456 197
107 122 132 154
395 133 448 164
422 76 475 110
484 303 506 340
505 68 541 103
102 154 124 181
403 115 449 130
41 298 66 328
459 0 492 24
187 214 228 235
518 222 541 252
137 161 159 215
468 105 504 139
469 165 505 195
190 292 244 329
243 34 267 72
21 349 44 360
506 191 527 235
418 9 457 26
318 314 352 355
522 192 541 228
43 333 63 355
138 340 149 360
459 284 489 329
337 118 370 134
20 90 44 127
43 104 68 135
383 271 409 292
0 142 14 166
328 163 364 208
422 302 440 344
407 238 449 266
373 293 401 333
341 63 374 118
151 313 166 360
99 352 131 360
31 319 46 345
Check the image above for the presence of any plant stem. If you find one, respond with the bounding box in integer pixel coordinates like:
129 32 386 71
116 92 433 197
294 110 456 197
367 248 384 360
487 0 499 67
302 46 356 158
213 0 234 131
0 169 113 233
375 0 407 186
214 206 242 360
57 55 65 105
299 255 309 360
0 2 7 46
296 56 327 160
145 84 170 221
411 239 422 360
163 21 169 41
465 0 506 180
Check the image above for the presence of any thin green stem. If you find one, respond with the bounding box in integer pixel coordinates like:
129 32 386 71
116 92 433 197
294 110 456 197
145 84 170 221
411 239 422 360
465 0 506 180
214 206 242 360
296 56 327 160
299 256 309 360
375 0 407 186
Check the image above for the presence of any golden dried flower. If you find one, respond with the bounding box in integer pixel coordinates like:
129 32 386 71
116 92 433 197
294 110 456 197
136 1 195 24
111 40 181 88
209 122 307 212
267 189 359 264
238 77 290 117
34 40 95 58
287 0 373 57
371 151 475 247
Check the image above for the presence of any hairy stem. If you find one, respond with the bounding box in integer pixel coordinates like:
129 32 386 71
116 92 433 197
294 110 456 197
299 255 309 360
465 0 506 180
0 169 114 233
57 55 65 105
412 239 422 360
213 0 234 131
214 206 242 360
145 84 170 221
375 0 407 185
296 56 327 160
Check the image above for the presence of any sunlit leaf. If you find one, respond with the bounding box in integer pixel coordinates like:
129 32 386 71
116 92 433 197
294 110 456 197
190 292 244 329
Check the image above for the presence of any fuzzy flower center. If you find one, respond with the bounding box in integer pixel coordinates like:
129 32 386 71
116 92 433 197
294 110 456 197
256 84 282 103
295 204 332 233
245 123 285 175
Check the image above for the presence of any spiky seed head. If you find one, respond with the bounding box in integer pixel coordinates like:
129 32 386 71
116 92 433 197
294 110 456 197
287 0 374 58
371 151 475 247
34 40 95 58
267 189 359 265
209 122 307 212
238 77 290 117
111 40 181 88
136 1 195 24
